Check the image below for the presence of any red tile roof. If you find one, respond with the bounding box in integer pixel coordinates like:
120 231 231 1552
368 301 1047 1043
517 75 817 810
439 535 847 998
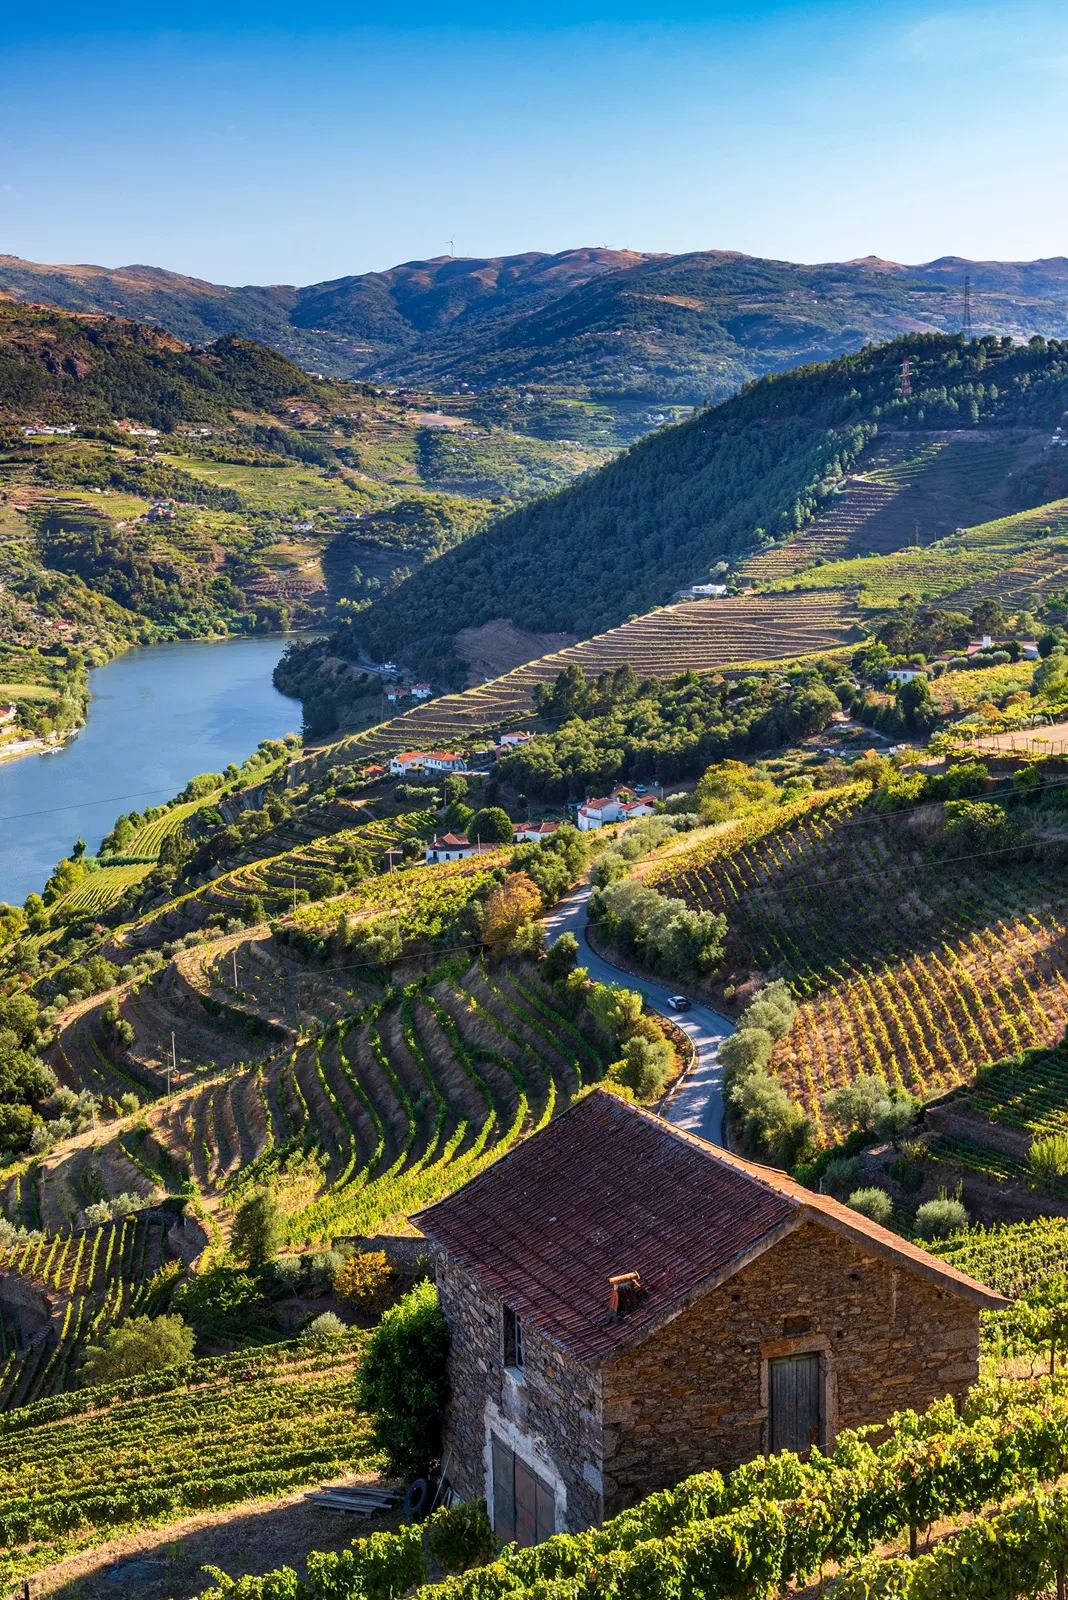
414 1091 1007 1364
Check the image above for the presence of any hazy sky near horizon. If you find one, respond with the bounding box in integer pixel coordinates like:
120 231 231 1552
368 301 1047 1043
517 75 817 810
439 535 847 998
3 0 1067 285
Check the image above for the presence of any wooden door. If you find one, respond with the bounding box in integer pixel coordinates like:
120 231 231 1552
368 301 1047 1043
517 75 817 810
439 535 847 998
769 1352 822 1456
490 1434 556 1546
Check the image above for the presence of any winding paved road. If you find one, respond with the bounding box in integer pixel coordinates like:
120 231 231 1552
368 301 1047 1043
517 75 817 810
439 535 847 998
542 883 733 1146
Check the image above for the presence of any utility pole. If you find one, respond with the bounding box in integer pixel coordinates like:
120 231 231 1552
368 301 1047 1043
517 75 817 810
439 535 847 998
898 359 912 400
962 274 973 341
232 949 238 990
168 1031 176 1097
291 874 297 913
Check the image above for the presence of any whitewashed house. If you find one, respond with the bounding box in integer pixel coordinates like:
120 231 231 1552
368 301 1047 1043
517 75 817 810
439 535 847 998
576 788 656 832
425 833 478 863
423 751 465 773
513 821 561 843
389 751 429 775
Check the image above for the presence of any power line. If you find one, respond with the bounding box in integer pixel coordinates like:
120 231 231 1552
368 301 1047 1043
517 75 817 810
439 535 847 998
0 785 186 826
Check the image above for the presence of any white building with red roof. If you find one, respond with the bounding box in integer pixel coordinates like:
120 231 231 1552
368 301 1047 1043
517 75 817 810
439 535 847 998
576 787 655 831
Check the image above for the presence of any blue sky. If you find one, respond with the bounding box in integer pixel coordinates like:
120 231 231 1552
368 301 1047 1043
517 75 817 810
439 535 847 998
2 0 1067 285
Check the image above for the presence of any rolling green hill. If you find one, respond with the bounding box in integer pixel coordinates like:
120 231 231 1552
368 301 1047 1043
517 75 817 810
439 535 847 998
358 332 1068 678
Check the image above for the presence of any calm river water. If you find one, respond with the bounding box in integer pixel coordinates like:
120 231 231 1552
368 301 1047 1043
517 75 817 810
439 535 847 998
0 635 302 906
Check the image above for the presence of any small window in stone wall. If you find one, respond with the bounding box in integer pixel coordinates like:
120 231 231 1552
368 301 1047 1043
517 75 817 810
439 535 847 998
503 1304 524 1370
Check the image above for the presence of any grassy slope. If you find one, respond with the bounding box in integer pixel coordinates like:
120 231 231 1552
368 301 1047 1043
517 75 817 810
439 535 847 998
752 498 1068 613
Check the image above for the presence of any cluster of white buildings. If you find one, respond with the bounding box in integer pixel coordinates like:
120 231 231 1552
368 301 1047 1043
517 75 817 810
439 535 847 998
576 787 656 832
425 820 562 863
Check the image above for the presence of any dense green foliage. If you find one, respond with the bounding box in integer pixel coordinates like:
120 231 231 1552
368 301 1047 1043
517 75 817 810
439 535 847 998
497 662 843 799
187 1378 1068 1600
79 1313 195 1385
0 306 326 429
355 1280 449 1477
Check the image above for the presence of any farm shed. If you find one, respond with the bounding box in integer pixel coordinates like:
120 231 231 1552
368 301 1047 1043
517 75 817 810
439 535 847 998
415 1091 1006 1544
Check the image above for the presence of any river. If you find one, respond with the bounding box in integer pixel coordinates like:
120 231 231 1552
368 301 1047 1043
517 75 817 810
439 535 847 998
0 635 301 907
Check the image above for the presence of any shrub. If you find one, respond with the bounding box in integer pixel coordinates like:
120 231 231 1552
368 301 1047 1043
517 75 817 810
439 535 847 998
542 933 579 982
307 1523 426 1600
356 1279 449 1478
80 1313 195 1385
823 1073 890 1135
509 920 546 959
847 1187 893 1225
585 982 644 1041
914 1194 969 1240
610 1033 674 1102
822 1156 862 1198
872 1097 916 1144
719 1027 774 1079
231 1188 282 1267
729 1070 814 1167
303 1312 349 1343
1029 1133 1068 1190
174 1265 270 1339
335 1250 394 1312
424 1499 498 1572
308 1248 346 1295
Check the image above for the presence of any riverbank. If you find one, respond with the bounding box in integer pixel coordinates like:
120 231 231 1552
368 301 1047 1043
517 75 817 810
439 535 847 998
0 635 303 907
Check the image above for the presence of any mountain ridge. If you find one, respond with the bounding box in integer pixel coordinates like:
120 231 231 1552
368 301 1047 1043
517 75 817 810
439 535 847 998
5 248 1068 408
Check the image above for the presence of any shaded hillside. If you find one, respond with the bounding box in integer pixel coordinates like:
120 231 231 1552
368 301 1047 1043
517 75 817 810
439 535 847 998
6 249 1068 406
0 301 326 427
359 333 1068 674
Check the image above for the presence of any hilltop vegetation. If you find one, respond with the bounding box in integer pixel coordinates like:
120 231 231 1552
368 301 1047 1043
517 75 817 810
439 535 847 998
0 301 616 747
357 333 1068 677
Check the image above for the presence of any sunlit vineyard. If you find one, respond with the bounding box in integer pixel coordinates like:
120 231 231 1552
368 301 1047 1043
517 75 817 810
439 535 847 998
0 1339 371 1592
24 955 611 1250
647 794 1068 1138
0 1216 167 1412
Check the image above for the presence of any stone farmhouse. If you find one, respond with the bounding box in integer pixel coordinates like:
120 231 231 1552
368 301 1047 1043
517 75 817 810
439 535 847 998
415 1091 1005 1546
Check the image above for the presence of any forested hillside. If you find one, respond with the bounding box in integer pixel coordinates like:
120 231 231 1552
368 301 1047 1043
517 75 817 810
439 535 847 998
360 332 1068 676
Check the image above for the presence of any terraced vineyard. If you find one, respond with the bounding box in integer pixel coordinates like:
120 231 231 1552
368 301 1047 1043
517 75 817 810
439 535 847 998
949 1044 1068 1140
297 592 861 780
0 1339 372 1592
0 1216 168 1412
113 806 435 955
739 428 1048 586
31 954 611 1249
647 795 1068 1138
752 496 1068 614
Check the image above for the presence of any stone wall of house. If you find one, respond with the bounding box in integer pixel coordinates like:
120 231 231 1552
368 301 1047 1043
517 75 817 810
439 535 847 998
600 1222 980 1517
434 1250 605 1534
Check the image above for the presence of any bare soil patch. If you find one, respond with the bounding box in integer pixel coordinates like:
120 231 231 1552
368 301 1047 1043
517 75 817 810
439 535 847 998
455 619 578 682
33 1476 403 1600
